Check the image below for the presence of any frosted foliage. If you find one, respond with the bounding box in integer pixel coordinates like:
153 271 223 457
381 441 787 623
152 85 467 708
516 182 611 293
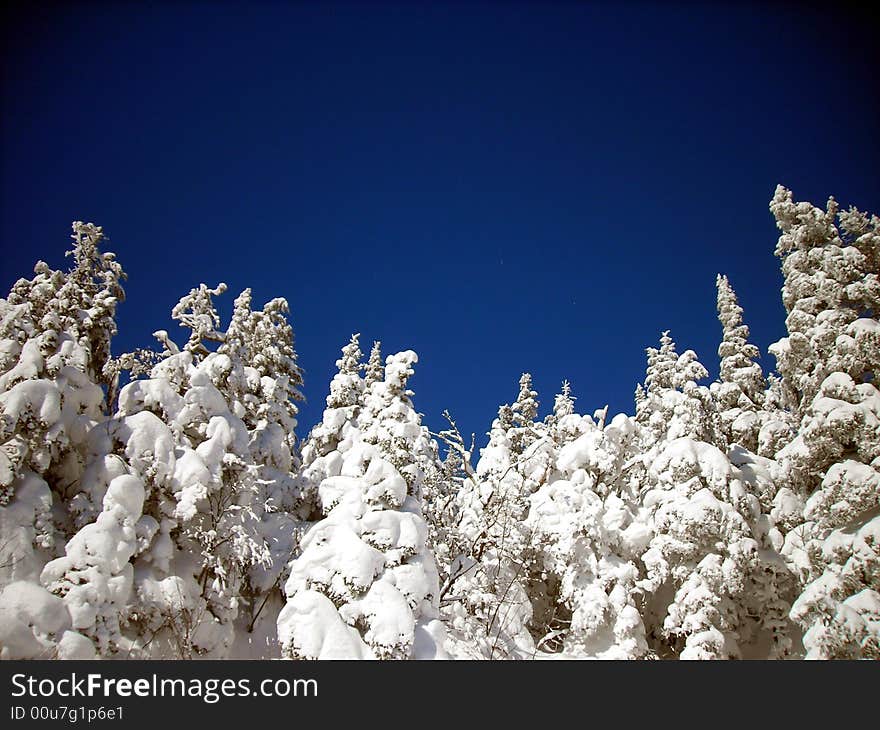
220 289 303 430
551 380 576 422
104 294 303 656
4 194 880 661
359 350 437 499
298 335 369 511
171 282 228 357
638 438 795 659
419 410 472 605
279 348 446 660
364 340 384 387
440 376 554 659
769 186 879 414
0 222 124 560
644 331 678 393
0 580 85 659
512 373 539 425
637 332 721 447
768 194 880 647
40 475 145 654
326 333 364 410
778 374 880 503
713 275 766 451
139 352 269 655
525 413 649 658
790 516 880 659
779 374 880 658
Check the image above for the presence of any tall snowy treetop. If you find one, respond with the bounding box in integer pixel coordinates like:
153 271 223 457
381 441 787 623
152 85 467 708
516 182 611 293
171 282 228 357
336 333 363 375
512 372 538 424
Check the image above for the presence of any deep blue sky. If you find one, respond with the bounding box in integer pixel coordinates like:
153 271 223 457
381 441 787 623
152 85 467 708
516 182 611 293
2 1 877 448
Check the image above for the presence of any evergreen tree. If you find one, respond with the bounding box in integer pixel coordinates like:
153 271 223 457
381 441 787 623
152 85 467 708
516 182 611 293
442 376 554 658
298 333 365 512
218 288 307 653
634 332 795 658
553 380 575 420
96 285 271 657
769 188 880 658
712 274 766 451
526 399 650 658
0 223 125 658
277 348 447 659
636 331 722 447
363 340 384 388
769 185 880 415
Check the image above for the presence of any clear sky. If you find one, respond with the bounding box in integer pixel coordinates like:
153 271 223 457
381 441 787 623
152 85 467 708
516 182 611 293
1 1 877 447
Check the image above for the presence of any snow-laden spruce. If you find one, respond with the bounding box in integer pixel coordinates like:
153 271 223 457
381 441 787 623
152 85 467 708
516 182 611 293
439 378 546 659
712 274 767 452
525 393 650 659
0 229 308 659
0 222 124 658
634 332 796 658
768 188 880 659
277 339 446 659
106 282 305 658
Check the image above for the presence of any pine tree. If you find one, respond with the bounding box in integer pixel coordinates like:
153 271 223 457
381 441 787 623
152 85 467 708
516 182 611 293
544 380 576 441
171 282 228 358
102 285 271 657
526 399 650 658
363 340 384 388
552 380 575 419
298 333 365 512
442 376 553 658
634 332 795 658
712 274 766 451
328 333 364 409
769 188 880 658
218 288 306 652
636 331 722 447
768 185 880 415
0 223 126 659
277 348 447 659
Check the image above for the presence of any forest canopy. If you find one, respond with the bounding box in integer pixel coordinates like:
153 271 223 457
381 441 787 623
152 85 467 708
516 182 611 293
0 185 878 660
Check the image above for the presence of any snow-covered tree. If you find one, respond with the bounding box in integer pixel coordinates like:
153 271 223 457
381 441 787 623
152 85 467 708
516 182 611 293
441 376 553 658
361 350 441 499
171 282 228 358
0 223 125 659
0 223 125 536
91 284 281 658
636 331 722 448
277 347 446 659
5 187 880 661
712 274 766 451
363 340 384 388
779 373 880 658
526 404 650 658
768 186 880 416
636 437 795 659
41 474 145 655
633 332 795 658
217 288 307 654
767 188 880 658
422 410 474 595
553 380 576 419
298 333 365 513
